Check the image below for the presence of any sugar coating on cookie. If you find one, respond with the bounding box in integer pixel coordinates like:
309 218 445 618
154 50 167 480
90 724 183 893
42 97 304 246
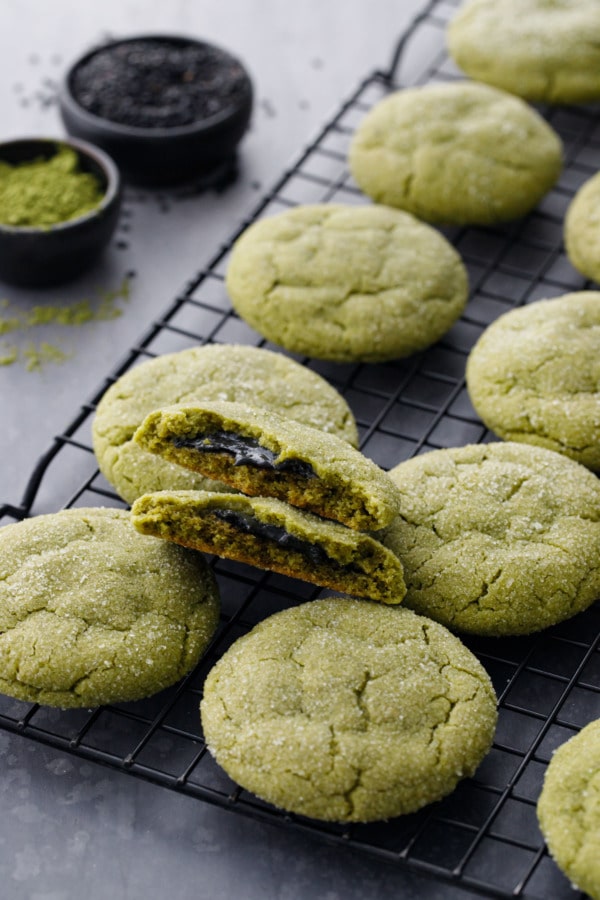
92 343 358 504
383 443 600 636
225 203 468 361
131 491 406 604
348 81 562 225
537 719 600 900
200 597 497 822
466 293 600 471
133 400 402 531
448 0 600 104
0 507 220 708
565 174 600 283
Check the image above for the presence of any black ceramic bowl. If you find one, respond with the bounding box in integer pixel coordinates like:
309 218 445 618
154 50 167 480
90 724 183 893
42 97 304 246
58 35 254 185
0 137 121 288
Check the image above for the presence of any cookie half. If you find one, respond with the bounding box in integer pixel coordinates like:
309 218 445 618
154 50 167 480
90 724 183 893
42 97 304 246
565 173 600 283
0 507 220 708
348 81 562 225
537 719 600 900
133 400 401 531
466 292 600 470
448 0 600 104
225 203 468 361
200 597 498 822
130 491 406 604
383 443 600 636
92 343 358 505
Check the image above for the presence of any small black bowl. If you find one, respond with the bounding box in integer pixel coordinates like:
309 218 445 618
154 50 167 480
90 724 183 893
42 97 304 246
0 137 121 288
58 35 254 185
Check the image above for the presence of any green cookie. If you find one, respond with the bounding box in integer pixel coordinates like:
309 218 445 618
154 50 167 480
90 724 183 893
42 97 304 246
466 292 600 471
565 173 600 283
348 81 562 225
134 400 402 531
537 719 600 900
225 203 468 362
131 491 406 604
92 343 358 505
448 0 600 104
0 507 220 708
200 597 497 822
383 442 600 636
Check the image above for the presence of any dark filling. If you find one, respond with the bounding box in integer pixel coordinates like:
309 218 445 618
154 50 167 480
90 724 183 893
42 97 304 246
71 39 249 129
172 431 316 478
213 509 334 568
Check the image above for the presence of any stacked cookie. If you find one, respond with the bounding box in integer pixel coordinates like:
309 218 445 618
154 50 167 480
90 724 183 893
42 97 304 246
129 399 406 604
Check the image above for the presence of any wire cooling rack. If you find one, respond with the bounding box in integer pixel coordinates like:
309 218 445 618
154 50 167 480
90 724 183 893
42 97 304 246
1 1 599 897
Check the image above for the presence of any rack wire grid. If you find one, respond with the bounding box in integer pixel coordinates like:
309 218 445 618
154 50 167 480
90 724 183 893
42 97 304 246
1 1 599 897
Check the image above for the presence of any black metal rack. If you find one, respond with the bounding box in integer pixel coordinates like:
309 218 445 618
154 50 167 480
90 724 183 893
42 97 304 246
1 1 598 897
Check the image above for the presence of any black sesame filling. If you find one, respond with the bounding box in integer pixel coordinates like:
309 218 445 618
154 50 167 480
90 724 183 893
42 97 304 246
213 509 334 568
172 431 316 478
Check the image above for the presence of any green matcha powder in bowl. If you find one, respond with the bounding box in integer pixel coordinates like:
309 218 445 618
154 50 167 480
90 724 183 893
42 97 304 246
0 137 121 287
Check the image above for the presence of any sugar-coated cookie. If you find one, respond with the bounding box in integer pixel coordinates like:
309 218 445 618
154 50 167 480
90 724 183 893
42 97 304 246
537 719 600 900
0 507 220 708
200 597 497 822
383 443 600 636
448 0 600 104
466 292 600 470
92 343 358 504
225 203 468 361
348 81 562 225
565 173 600 283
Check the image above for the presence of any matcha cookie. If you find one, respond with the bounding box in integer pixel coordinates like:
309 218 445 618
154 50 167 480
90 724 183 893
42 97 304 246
225 204 468 361
466 292 600 470
131 491 406 604
348 82 562 225
134 400 402 531
200 597 497 822
537 719 600 900
565 174 600 283
0 507 220 708
448 0 600 104
92 343 358 505
383 443 600 636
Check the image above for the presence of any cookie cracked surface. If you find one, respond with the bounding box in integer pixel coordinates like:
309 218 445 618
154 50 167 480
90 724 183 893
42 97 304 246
383 443 600 636
92 343 358 505
448 0 600 105
0 507 220 708
225 203 468 361
537 719 600 900
133 400 402 531
466 292 600 471
348 81 562 225
200 597 497 822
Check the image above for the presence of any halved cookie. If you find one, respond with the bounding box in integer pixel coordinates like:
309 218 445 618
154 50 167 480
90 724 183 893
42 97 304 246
133 400 402 531
130 491 406 604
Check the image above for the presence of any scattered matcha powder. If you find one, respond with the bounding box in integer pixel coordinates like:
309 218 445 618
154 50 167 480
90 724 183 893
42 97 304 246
0 144 104 228
23 341 72 371
0 345 18 366
0 276 131 370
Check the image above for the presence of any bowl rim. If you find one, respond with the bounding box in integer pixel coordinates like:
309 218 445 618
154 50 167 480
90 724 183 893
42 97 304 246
0 135 121 235
59 32 254 141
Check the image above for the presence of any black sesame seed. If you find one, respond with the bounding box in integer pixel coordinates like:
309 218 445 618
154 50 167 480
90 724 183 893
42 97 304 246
71 38 250 129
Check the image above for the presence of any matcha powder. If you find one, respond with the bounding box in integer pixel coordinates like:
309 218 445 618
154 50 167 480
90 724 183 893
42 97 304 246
0 144 104 228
